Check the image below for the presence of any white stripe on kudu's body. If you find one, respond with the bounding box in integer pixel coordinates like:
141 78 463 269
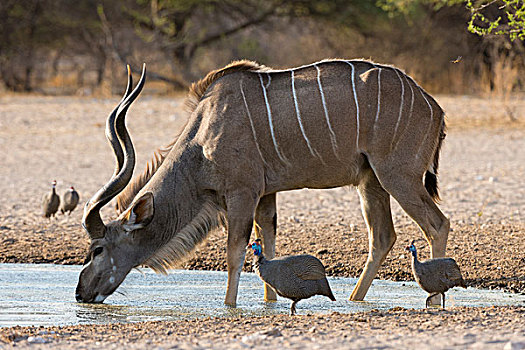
258 73 289 165
77 59 449 311
240 80 268 166
291 70 324 163
373 68 382 131
314 64 339 159
391 70 415 151
265 73 272 89
416 87 434 158
391 69 405 147
344 61 361 151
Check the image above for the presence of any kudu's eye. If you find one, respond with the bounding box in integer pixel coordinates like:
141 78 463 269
93 247 104 257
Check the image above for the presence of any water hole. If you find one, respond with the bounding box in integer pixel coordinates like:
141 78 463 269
0 263 523 327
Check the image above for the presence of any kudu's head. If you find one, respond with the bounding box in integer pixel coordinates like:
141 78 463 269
76 64 155 303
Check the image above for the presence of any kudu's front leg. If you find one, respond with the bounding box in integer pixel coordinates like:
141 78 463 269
350 170 396 301
255 193 277 301
224 191 259 307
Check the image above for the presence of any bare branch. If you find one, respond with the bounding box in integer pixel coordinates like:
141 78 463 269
161 6 277 56
128 65 187 89
98 4 186 89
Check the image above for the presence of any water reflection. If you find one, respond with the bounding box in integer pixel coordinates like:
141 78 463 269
0 263 523 327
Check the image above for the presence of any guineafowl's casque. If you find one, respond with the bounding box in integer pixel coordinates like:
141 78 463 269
407 241 466 308
42 180 60 218
247 239 336 315
60 186 79 215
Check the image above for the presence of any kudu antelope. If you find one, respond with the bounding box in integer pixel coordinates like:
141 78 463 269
76 60 449 307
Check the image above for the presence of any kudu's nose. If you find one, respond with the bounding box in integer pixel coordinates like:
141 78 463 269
75 293 83 303
75 282 85 303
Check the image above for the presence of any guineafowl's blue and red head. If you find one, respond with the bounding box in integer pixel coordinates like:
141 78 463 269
406 241 417 257
247 239 262 256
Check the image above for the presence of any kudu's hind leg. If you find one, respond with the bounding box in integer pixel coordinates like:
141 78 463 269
378 168 449 307
255 193 278 301
224 191 260 307
375 167 450 259
350 169 396 301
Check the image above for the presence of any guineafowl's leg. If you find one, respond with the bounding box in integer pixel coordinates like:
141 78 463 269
442 293 445 309
350 168 396 301
255 193 278 302
425 293 439 308
290 300 298 315
224 191 260 307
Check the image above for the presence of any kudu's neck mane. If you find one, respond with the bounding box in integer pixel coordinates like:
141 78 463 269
185 59 267 112
115 139 177 214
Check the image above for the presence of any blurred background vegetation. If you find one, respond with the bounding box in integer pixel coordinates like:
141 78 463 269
0 0 523 95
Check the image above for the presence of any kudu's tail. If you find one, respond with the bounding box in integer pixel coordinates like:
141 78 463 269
424 116 446 202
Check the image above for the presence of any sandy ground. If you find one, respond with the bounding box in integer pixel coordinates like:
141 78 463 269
0 94 524 348
1 307 524 349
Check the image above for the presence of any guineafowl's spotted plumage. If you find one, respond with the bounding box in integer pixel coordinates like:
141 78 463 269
60 186 79 215
407 241 466 308
42 180 60 218
247 240 335 315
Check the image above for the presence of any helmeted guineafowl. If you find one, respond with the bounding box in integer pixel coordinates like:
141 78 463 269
42 180 60 218
247 239 336 315
60 186 79 215
406 241 466 308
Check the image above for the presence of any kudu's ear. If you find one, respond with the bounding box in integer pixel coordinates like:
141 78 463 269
121 192 154 232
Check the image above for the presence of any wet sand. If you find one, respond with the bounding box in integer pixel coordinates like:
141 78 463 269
0 94 524 348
